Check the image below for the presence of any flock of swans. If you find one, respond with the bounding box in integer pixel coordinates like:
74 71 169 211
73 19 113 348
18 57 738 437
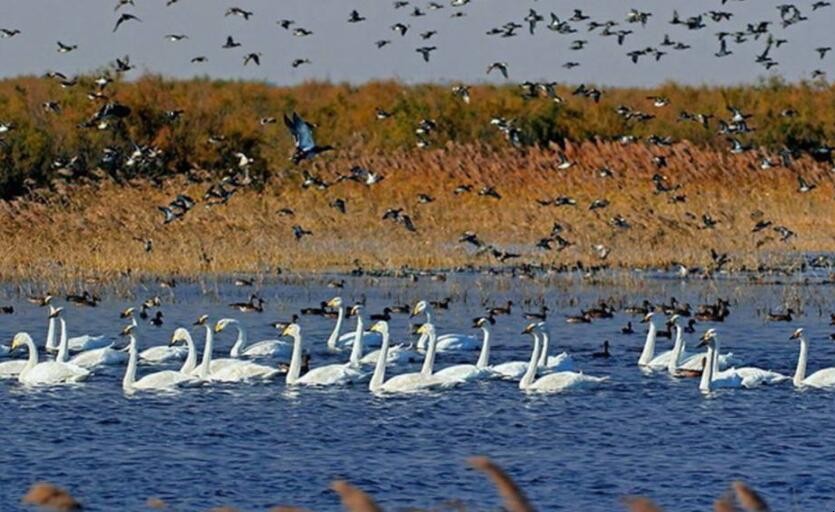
1 298 834 395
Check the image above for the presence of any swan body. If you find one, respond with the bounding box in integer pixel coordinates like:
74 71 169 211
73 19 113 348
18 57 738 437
140 344 188 363
431 319 493 386
368 321 443 393
702 330 787 388
536 324 575 372
56 319 127 369
122 327 198 392
360 344 421 365
791 329 835 389
216 318 292 359
67 334 112 352
519 324 607 393
196 324 278 382
338 330 382 349
411 300 475 352
281 323 363 386
10 333 90 386
0 359 27 379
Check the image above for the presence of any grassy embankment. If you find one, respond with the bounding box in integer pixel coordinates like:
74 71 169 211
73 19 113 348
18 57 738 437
0 76 832 283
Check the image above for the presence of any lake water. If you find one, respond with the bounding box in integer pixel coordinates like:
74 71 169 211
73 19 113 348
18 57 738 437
1 271 834 511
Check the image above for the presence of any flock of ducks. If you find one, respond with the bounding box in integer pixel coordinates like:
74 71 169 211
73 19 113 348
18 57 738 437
2 294 834 395
0 3 831 270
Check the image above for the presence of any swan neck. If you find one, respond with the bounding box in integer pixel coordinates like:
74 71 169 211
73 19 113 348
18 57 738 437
286 332 304 385
638 320 657 366
520 333 540 389
699 342 715 392
537 328 550 368
57 318 69 363
45 316 57 351
230 323 246 357
476 326 490 369
22 337 39 375
417 331 428 351
122 334 138 391
421 327 438 376
794 336 808 387
199 324 213 379
369 330 390 392
180 332 198 373
327 307 344 351
667 325 684 373
348 314 364 368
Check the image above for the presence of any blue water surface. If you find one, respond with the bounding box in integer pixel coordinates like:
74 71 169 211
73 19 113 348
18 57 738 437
1 272 834 511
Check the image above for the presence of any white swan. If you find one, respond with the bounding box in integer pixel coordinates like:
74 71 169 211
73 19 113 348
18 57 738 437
10 332 90 386
639 313 676 369
697 330 742 393
519 323 607 393
57 318 127 369
704 329 787 388
122 326 199 392
411 300 479 351
428 320 492 386
790 328 835 389
216 318 292 359
193 322 279 382
536 322 574 372
0 309 58 379
368 320 443 394
344 305 419 366
281 323 363 386
336 304 383 349
139 317 188 363
643 314 734 371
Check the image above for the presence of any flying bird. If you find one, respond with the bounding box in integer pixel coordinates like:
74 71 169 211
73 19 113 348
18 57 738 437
284 112 334 164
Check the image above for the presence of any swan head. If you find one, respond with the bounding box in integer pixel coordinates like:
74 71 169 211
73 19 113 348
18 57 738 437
416 323 435 336
789 328 804 340
472 317 494 328
668 314 680 326
121 306 135 318
522 322 538 335
48 306 64 319
281 323 301 338
697 328 717 347
120 324 136 337
410 300 428 318
369 320 389 335
327 297 343 309
194 314 208 326
349 304 363 317
170 328 191 346
10 332 32 351
640 312 655 324
214 318 237 333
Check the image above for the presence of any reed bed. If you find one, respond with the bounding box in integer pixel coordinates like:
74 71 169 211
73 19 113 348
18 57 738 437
0 140 832 284
20 456 774 511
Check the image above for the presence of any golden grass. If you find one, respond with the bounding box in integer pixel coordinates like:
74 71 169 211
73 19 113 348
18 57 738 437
21 457 775 511
0 140 832 285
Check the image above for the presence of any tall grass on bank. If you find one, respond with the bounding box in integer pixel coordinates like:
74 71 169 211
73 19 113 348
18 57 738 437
0 141 832 283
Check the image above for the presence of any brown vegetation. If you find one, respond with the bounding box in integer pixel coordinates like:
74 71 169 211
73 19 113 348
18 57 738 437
0 77 832 283
0 140 832 284
21 457 775 511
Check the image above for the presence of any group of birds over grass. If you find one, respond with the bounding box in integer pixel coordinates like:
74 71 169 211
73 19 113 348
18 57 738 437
1 289 834 394
0 2 831 272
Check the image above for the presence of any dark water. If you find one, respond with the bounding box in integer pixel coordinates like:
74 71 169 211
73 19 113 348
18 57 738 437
1 272 834 511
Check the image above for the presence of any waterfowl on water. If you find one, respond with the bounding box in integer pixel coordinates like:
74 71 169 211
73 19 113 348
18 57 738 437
592 341 611 358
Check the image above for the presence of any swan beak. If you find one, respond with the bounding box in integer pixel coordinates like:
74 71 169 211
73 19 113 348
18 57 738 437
640 314 652 323
213 323 224 333
789 330 801 340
